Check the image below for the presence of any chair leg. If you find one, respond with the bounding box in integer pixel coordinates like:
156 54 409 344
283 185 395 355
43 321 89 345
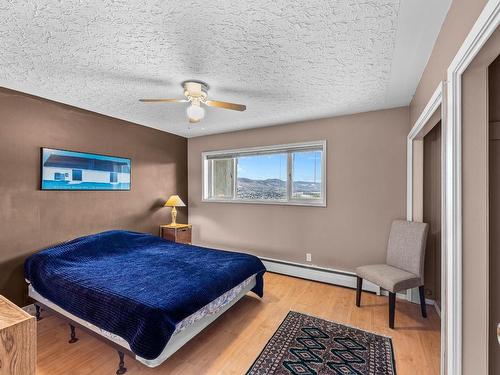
116 351 127 374
356 277 363 307
35 304 42 321
388 292 396 329
419 285 427 318
68 324 78 343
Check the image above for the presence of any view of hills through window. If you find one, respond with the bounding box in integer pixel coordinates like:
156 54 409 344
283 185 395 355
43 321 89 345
236 151 322 200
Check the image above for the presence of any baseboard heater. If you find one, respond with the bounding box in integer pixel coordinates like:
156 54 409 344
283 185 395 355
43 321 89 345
259 257 381 294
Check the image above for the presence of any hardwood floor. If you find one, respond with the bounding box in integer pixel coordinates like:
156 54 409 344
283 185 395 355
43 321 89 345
36 272 440 374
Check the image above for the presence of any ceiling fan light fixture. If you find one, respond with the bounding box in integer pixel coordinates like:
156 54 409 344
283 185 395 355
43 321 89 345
186 102 205 122
140 80 246 125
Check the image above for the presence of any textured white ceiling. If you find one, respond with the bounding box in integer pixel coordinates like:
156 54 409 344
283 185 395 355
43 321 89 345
0 0 450 137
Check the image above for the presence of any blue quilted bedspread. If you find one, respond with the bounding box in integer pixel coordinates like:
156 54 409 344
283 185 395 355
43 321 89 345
24 230 265 360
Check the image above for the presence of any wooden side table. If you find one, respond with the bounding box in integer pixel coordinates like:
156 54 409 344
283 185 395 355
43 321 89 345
160 224 192 244
0 295 36 375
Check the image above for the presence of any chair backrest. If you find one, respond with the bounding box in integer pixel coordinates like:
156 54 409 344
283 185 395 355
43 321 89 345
386 220 429 280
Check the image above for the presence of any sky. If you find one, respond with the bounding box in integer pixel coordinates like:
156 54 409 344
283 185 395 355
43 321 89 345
237 151 321 182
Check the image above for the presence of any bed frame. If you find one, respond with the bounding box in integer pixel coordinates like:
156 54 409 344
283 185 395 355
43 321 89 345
33 298 131 374
29 278 257 374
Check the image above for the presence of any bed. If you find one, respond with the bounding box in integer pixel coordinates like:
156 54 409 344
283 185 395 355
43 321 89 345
24 230 266 373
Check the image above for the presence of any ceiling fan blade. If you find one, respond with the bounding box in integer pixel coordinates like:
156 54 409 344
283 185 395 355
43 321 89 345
205 100 246 111
139 98 188 103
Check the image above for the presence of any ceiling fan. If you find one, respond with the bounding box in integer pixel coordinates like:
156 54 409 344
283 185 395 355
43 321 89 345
139 80 246 123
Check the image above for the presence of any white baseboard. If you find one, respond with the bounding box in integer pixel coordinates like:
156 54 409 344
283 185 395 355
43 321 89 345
24 263 440 317
260 257 443 316
260 257 381 294
380 289 409 300
433 300 441 318
379 289 435 307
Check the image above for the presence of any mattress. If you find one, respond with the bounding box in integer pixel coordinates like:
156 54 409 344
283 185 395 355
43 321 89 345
28 274 257 367
24 230 266 360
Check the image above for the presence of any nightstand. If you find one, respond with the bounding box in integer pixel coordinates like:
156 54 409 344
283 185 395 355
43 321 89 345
0 295 36 374
160 224 192 244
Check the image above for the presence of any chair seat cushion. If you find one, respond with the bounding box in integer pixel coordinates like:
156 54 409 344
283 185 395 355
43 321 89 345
355 264 421 293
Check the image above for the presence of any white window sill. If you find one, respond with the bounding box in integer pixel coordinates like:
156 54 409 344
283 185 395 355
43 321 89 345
201 198 327 207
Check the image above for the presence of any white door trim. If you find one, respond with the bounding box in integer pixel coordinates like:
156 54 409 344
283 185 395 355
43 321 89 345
406 82 443 221
445 1 500 374
406 81 445 374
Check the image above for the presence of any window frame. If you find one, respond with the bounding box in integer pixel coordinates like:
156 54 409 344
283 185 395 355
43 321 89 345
202 140 327 207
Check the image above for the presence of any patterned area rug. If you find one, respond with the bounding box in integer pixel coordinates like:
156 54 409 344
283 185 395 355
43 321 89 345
247 311 396 375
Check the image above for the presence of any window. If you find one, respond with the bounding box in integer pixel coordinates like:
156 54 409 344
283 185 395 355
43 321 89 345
54 172 66 181
72 169 82 181
237 153 287 201
203 141 326 206
292 150 323 200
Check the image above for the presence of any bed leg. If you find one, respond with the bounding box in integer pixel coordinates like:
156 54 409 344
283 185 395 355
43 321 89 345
35 304 42 321
68 324 79 343
116 351 127 374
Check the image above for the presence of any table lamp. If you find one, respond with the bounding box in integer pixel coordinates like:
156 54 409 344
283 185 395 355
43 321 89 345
164 195 186 226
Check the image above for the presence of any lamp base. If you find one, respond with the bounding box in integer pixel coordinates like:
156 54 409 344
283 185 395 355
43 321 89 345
170 206 177 226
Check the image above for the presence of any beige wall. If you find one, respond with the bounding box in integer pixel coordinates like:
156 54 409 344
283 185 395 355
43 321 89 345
188 107 408 272
0 87 188 306
462 58 489 375
409 0 487 125
408 1 497 373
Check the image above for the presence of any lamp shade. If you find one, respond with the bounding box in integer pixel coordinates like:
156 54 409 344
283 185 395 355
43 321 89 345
164 195 186 207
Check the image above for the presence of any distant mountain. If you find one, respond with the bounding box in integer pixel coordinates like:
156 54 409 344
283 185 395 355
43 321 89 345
238 177 285 187
293 181 322 192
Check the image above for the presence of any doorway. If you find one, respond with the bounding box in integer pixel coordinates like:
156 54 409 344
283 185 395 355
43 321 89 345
423 122 442 310
489 54 500 375
406 83 444 373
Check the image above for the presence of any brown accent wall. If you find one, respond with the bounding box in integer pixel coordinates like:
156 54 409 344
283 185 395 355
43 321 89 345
409 0 487 125
188 107 408 272
0 87 188 306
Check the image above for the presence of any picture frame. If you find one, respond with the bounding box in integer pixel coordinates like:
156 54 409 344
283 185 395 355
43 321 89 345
40 148 131 191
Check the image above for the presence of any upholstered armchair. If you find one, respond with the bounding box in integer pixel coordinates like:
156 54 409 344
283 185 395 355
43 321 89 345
355 220 429 329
